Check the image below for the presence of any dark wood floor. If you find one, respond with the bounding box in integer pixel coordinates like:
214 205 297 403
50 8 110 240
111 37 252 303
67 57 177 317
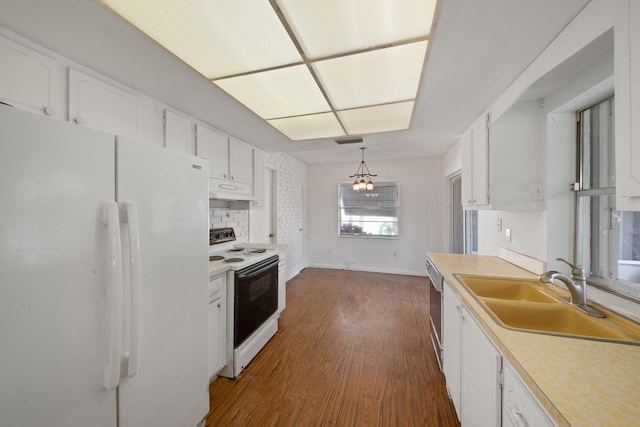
206 268 460 426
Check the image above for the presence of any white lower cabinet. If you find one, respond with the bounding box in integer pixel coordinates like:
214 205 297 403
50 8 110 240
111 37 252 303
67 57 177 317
443 281 462 415
502 363 555 427
208 273 227 379
442 281 555 427
277 253 286 314
460 305 502 427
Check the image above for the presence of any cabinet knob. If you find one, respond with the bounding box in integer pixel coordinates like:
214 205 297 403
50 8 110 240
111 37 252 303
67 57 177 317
217 303 221 308
74 116 85 125
43 106 56 116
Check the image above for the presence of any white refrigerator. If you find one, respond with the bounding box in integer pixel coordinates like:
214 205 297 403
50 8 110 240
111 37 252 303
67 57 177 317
0 105 210 427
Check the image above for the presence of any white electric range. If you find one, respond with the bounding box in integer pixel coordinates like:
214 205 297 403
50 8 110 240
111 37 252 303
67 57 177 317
209 228 280 378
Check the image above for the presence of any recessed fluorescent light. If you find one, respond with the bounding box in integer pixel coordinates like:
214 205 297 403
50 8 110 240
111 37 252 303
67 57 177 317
312 42 428 110
277 0 437 58
267 113 345 141
99 0 438 141
338 102 415 135
100 0 301 78
214 65 330 119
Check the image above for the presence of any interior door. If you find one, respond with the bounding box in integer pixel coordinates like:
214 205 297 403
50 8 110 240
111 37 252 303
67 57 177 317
0 105 117 427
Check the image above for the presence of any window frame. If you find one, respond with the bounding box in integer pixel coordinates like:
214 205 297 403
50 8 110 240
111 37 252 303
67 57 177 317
574 96 640 303
337 180 400 239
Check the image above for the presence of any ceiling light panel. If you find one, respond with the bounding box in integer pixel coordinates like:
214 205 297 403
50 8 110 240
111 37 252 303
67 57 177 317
268 113 345 141
276 0 436 58
100 0 301 79
312 42 428 110
338 102 415 135
214 65 331 119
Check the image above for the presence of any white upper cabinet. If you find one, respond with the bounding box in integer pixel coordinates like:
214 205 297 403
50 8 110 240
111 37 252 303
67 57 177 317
164 110 193 154
195 126 254 199
463 102 545 211
251 148 266 207
462 114 489 208
0 35 62 118
68 69 142 137
196 124 229 180
488 100 546 211
615 0 640 210
229 138 253 186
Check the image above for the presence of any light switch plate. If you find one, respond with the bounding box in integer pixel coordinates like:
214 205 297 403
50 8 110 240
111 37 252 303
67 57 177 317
505 228 512 242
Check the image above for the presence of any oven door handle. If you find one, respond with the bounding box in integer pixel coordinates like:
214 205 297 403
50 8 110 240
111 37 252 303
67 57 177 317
237 258 279 279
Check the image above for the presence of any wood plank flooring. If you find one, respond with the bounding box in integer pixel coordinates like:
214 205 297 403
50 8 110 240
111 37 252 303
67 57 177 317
206 268 460 427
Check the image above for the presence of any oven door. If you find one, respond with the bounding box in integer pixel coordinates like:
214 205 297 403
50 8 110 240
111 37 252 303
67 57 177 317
234 255 279 348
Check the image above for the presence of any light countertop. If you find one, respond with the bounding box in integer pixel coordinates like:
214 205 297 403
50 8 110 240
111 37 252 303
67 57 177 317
209 262 229 277
428 252 640 427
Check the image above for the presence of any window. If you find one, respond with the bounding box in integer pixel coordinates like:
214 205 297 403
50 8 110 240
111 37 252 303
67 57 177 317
464 210 478 255
338 181 398 238
575 97 640 300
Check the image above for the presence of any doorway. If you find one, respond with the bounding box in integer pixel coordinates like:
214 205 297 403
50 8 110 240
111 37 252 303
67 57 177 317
249 167 278 244
451 175 464 254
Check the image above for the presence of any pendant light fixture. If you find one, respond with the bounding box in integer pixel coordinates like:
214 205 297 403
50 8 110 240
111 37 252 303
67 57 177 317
350 147 377 192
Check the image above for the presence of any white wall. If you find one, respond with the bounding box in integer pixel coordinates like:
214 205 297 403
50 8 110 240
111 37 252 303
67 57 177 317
266 153 308 281
464 1 615 267
308 157 443 276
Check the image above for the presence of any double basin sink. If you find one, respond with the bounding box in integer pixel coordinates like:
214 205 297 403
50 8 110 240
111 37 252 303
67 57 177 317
455 274 640 345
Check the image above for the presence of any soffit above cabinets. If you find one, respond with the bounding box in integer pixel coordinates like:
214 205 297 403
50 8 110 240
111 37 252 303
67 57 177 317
99 0 438 141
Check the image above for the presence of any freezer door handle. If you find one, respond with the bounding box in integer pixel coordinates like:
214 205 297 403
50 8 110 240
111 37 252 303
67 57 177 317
124 202 141 377
103 202 123 390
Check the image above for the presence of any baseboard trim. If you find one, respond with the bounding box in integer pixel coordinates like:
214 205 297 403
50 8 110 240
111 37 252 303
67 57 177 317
307 263 427 277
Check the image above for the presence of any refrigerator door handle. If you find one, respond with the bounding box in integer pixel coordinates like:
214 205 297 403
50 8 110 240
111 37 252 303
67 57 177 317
124 202 141 377
103 202 123 390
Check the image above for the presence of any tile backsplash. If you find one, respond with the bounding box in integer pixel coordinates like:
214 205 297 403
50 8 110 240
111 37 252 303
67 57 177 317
209 208 249 242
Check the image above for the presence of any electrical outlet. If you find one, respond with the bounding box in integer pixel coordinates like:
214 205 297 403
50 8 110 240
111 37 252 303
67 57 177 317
505 228 512 242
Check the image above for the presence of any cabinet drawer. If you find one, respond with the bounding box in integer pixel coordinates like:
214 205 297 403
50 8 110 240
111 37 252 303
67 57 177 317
209 274 224 301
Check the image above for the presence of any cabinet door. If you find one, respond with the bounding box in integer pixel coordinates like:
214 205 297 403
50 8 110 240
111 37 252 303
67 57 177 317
196 125 229 180
252 148 266 207
615 0 640 209
0 35 62 118
208 298 224 378
208 274 227 378
461 130 474 207
503 363 555 427
461 116 489 208
277 255 286 313
164 110 192 154
460 307 502 427
442 282 462 416
471 116 489 206
229 138 254 185
68 69 142 137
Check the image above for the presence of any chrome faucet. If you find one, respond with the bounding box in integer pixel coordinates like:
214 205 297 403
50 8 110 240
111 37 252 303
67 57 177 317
539 258 605 317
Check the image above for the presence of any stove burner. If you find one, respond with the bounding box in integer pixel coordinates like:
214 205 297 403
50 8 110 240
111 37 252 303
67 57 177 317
228 248 243 252
225 257 245 263
209 255 225 261
249 249 267 253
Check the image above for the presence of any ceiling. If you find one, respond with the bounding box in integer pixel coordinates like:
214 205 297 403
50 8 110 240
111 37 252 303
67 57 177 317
0 0 591 165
